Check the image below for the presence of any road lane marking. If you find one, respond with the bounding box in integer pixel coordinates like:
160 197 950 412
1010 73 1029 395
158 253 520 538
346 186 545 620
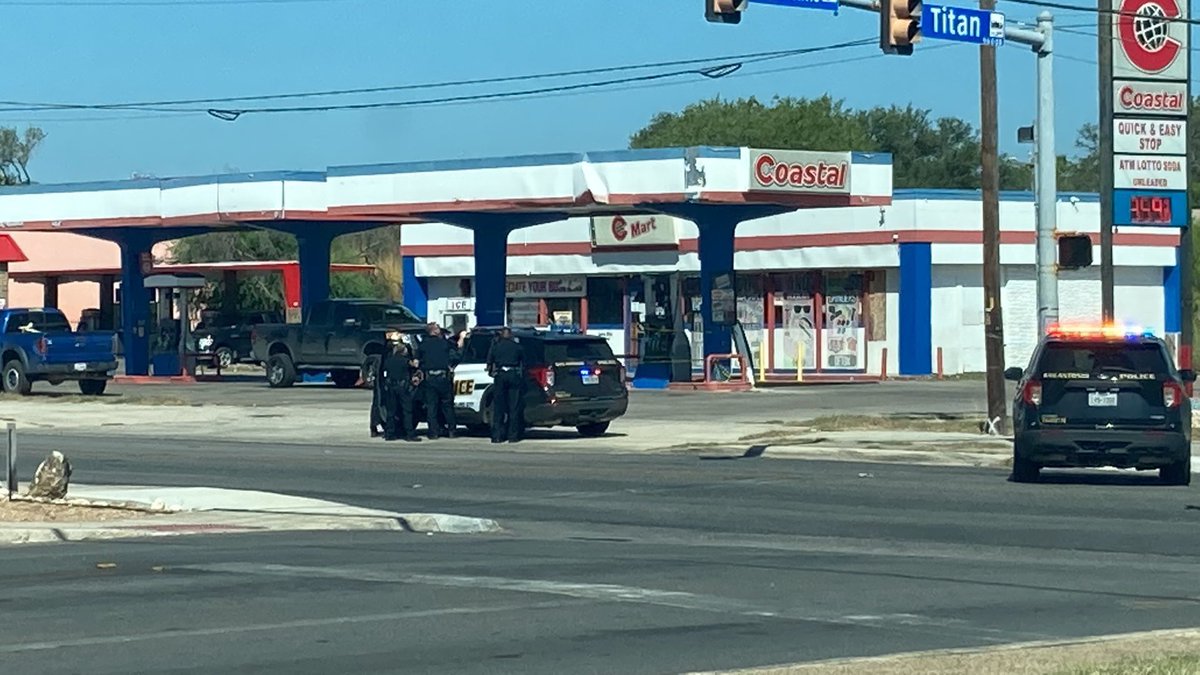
0 600 577 653
179 563 1049 643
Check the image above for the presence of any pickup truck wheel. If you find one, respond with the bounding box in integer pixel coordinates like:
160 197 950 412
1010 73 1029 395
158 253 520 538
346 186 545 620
78 379 108 396
215 347 235 370
576 421 610 437
266 354 297 388
1161 456 1192 486
2 360 31 395
331 370 360 389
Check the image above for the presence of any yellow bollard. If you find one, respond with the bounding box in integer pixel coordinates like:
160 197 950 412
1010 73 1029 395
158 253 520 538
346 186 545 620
797 342 804 382
758 338 766 382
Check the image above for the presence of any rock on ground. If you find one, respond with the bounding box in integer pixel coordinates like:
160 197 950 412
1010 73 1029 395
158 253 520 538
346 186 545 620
27 451 72 500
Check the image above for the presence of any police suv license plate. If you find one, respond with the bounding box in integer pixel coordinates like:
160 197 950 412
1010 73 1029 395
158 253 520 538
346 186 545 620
581 374 600 385
73 362 87 372
1088 391 1118 407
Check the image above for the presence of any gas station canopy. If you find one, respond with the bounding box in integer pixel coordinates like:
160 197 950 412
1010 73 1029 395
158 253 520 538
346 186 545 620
0 147 891 231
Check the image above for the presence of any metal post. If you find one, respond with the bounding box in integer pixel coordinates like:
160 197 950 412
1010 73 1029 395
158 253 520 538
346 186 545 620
1034 11 1058 334
179 288 191 377
5 423 16 498
1098 0 1115 320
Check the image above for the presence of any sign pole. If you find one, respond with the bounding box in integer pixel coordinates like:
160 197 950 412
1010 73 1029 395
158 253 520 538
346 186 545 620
1099 0 1115 321
5 422 15 498
1035 11 1059 334
1183 0 1194 388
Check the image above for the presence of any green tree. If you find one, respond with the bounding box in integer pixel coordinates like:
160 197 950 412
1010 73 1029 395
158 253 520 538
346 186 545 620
170 226 399 314
0 126 46 186
631 96 1063 190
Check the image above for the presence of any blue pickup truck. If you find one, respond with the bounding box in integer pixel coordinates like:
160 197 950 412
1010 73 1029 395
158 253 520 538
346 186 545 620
0 308 117 396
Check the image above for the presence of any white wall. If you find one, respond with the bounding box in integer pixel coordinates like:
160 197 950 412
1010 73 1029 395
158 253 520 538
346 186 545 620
996 265 1165 374
932 265 986 375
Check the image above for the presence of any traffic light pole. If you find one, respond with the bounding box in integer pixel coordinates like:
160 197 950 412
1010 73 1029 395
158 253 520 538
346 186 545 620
1032 12 1057 334
841 1 1058 337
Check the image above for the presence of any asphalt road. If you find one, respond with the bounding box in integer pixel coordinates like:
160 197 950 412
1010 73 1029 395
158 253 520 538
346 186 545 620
2 432 1198 674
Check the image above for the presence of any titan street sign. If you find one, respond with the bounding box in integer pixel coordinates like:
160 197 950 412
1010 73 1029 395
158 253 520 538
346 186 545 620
921 4 1006 46
752 0 839 12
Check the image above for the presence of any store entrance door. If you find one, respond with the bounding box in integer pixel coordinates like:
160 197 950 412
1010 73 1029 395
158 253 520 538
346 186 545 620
545 297 581 329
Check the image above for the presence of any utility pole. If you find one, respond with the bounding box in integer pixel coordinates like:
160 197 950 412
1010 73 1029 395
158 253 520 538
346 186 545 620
1098 0 1114 321
1034 11 1058 333
980 0 1008 435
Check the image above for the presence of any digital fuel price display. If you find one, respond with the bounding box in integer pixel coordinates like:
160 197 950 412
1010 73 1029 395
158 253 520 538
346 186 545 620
1112 190 1188 227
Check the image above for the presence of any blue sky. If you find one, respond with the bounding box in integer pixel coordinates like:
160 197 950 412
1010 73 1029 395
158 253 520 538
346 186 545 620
0 0 1143 185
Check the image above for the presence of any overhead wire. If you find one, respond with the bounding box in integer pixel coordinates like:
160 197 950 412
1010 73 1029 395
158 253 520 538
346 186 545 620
0 37 878 121
1003 0 1200 25
0 41 874 114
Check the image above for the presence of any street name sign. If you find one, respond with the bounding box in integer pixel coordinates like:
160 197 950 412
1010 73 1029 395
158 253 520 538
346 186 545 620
921 4 1005 46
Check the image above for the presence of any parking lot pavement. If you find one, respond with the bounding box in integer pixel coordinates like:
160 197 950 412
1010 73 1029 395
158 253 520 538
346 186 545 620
0 378 1009 458
87 376 999 420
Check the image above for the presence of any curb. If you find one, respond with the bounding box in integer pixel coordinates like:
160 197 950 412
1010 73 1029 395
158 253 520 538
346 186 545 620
400 513 503 534
0 511 501 545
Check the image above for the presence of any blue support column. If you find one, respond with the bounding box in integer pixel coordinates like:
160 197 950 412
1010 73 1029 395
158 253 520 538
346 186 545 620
1164 250 1181 333
697 217 739 360
296 232 334 320
118 237 153 376
473 226 511 327
898 243 933 376
401 256 429 319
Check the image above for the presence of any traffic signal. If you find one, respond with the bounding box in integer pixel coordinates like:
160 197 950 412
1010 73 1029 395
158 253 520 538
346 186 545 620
1057 234 1093 270
880 0 921 55
706 0 747 24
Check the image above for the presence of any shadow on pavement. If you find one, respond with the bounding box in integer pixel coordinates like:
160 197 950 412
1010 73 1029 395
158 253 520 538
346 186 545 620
1027 470 1178 487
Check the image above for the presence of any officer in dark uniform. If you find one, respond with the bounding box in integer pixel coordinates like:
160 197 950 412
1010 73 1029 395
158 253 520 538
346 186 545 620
415 322 459 439
370 354 386 437
485 327 525 444
381 332 422 442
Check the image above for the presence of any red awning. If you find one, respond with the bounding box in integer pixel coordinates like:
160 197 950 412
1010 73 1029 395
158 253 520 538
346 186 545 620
0 235 28 264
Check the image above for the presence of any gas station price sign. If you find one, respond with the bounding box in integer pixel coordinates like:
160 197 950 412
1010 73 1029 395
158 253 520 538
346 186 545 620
1113 189 1188 227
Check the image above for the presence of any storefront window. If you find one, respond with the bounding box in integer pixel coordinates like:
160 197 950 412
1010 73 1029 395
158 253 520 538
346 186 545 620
773 272 817 371
822 271 865 371
736 274 765 369
587 276 624 327
507 298 539 326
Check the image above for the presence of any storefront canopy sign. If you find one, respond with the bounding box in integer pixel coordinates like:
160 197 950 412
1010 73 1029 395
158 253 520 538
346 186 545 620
590 214 679 249
749 150 852 195
506 276 586 298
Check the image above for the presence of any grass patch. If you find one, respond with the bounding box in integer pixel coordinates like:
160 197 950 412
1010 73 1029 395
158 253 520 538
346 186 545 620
794 414 986 434
1053 653 1200 674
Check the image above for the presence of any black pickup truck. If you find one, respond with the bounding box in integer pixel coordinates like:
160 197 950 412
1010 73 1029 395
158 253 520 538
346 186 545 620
249 299 425 388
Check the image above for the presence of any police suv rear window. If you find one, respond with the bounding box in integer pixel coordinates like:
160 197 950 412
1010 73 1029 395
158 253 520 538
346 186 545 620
1037 342 1170 379
544 340 615 364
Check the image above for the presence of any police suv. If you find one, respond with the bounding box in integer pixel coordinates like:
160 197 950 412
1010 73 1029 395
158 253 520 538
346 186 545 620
1006 324 1194 485
450 326 629 437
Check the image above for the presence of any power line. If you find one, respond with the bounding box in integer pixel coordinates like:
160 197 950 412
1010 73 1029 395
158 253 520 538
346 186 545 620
0 44 872 113
206 39 876 120
1004 0 1200 25
0 38 876 120
0 40 907 123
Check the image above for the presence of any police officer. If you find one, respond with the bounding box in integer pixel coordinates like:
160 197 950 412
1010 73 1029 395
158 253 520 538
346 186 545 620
381 332 421 442
415 322 459 439
370 354 386 437
485 327 525 444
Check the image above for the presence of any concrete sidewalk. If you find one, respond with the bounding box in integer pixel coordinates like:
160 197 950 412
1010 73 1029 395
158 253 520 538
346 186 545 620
0 484 501 546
